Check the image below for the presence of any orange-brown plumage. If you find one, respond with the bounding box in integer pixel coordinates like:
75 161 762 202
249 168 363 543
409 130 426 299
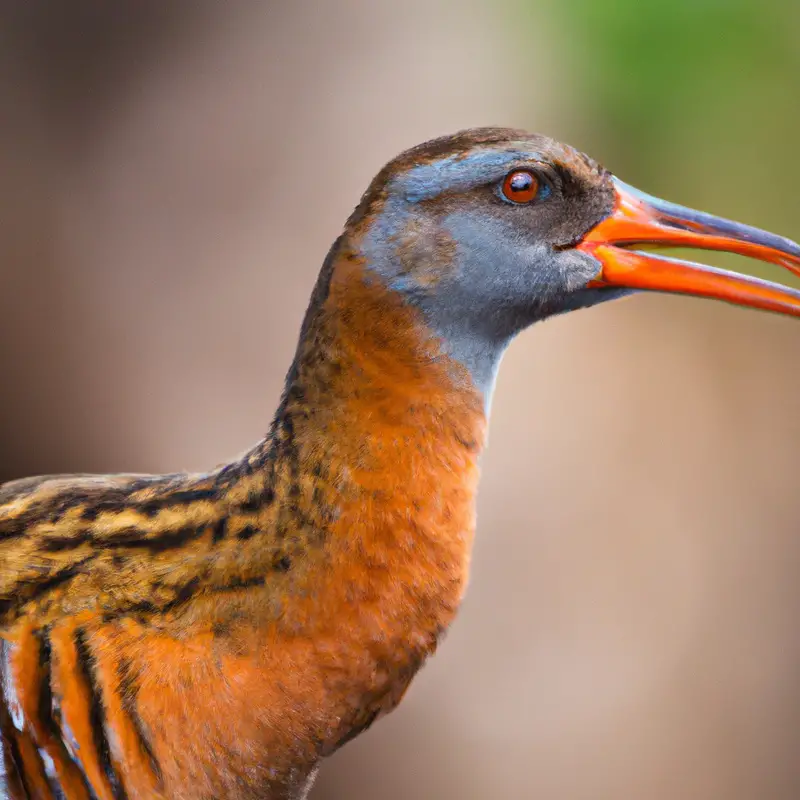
3 127 800 799
0 235 485 797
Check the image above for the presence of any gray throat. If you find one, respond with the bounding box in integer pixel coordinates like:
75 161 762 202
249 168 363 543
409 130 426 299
358 206 606 409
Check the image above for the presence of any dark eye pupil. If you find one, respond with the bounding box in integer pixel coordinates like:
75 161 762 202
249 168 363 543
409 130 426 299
509 172 533 193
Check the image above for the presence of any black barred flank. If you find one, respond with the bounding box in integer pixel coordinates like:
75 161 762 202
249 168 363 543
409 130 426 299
116 658 162 784
0 641 30 799
34 629 92 799
74 629 127 800
0 723 28 798
35 630 55 735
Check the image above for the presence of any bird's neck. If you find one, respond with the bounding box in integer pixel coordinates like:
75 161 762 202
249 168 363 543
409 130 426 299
232 240 487 716
267 236 489 480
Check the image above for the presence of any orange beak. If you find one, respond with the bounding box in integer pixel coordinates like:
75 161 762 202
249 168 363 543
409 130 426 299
578 178 800 317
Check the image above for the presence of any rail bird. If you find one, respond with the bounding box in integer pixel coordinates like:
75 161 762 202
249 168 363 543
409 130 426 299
2 128 800 800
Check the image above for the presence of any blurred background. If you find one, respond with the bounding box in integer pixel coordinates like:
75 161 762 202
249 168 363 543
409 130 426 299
1 1 800 797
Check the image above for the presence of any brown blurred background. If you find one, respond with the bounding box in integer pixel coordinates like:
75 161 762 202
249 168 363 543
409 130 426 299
2 2 800 797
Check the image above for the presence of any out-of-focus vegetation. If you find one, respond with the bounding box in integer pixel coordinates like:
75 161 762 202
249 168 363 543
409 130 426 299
519 0 800 284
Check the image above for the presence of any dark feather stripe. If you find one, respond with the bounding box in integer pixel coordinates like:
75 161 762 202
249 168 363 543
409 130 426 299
34 630 96 800
37 523 208 555
211 516 228 543
137 488 218 515
73 630 127 800
34 631 64 799
108 574 267 621
0 639 36 799
236 486 275 513
116 659 161 784
0 559 94 618
80 486 217 521
39 533 93 552
0 690 29 799
103 524 204 552
0 476 216 533
0 502 46 541
1 479 155 532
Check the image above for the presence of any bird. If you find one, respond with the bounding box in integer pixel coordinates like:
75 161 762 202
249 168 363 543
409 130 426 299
1 127 800 800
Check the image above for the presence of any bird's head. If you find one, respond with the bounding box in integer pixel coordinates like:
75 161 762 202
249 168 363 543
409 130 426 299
342 128 800 404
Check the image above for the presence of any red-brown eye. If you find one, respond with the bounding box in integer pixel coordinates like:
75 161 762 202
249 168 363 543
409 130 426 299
501 170 539 204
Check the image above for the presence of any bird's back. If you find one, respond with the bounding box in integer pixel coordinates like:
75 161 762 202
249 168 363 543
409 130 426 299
0 469 241 625
0 455 331 800
0 469 191 800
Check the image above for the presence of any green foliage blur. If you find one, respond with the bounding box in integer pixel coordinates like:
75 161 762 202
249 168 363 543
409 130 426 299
520 0 800 282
